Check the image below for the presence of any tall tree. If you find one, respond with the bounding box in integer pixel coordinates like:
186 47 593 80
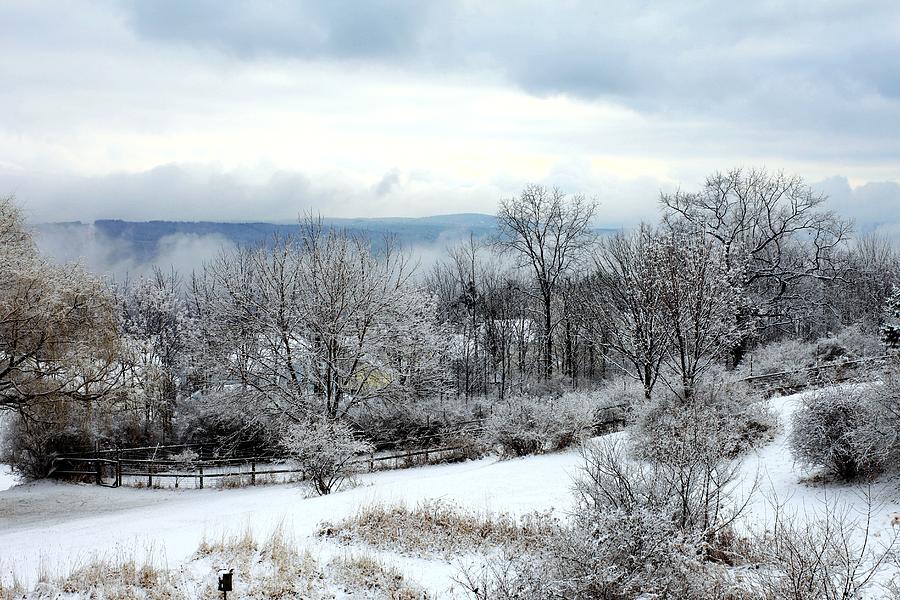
661 168 850 361
586 225 668 399
195 218 449 423
496 184 597 380
652 229 752 400
119 269 193 438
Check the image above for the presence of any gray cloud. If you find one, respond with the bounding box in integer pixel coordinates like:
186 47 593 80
2 1 900 229
817 176 900 235
3 164 323 223
374 169 401 196
2 161 669 226
123 1 900 142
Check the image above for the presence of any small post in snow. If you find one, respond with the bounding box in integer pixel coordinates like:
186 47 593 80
217 568 233 600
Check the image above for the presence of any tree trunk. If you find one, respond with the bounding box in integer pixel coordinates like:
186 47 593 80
543 294 553 380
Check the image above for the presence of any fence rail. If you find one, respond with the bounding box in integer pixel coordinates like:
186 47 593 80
50 443 471 489
741 353 895 395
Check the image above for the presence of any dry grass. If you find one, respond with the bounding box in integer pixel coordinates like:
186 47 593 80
5 546 188 600
0 570 24 600
329 554 426 599
196 524 427 599
8 525 426 600
318 500 557 557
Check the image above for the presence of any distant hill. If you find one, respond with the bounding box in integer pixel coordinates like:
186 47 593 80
33 214 617 276
32 214 502 270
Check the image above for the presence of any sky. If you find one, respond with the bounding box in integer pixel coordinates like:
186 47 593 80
2 1 900 229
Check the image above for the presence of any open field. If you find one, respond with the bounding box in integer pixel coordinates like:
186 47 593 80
3 388 900 598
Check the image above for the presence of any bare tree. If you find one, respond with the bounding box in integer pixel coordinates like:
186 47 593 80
661 168 851 360
195 218 448 424
496 185 597 380
652 229 751 400
119 269 193 438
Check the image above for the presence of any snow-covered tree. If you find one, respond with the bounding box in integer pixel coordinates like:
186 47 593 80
652 228 753 400
661 168 850 360
496 184 597 380
193 218 451 426
586 225 669 399
0 196 122 420
118 269 194 437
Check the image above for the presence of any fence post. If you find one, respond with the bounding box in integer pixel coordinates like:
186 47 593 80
199 465 204 489
148 463 153 488
95 459 102 486
116 449 121 487
251 461 256 486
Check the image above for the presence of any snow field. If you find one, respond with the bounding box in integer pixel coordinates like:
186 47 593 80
2 387 899 597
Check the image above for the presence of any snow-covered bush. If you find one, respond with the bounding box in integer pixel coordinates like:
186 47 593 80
631 376 777 463
750 497 899 600
479 392 598 457
459 509 731 600
282 419 373 495
812 326 883 364
461 437 750 599
594 375 645 417
0 412 94 479
789 386 898 480
741 338 816 387
576 437 746 537
347 394 484 451
831 324 885 359
176 390 281 457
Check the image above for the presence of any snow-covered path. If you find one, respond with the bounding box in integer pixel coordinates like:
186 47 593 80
2 388 899 596
0 465 17 493
739 390 900 531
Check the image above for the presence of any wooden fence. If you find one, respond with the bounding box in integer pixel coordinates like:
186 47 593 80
49 404 628 489
50 444 471 489
742 354 895 395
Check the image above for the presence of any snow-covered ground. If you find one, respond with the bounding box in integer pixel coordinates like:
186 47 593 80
741 389 900 532
1 388 899 597
0 446 578 596
0 464 18 492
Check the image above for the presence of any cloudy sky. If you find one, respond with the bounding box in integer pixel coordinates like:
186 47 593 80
2 1 900 228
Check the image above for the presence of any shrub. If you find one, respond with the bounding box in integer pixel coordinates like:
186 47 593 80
460 438 752 600
282 419 373 495
789 385 898 480
631 376 778 463
741 338 816 388
346 394 484 451
0 412 93 479
318 500 554 557
176 390 281 457
750 495 899 600
832 324 885 359
594 376 645 421
479 392 598 457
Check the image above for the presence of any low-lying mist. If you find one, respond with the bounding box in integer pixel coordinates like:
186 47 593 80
31 220 500 283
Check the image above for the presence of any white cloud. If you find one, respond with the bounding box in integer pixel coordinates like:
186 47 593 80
1 1 899 223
